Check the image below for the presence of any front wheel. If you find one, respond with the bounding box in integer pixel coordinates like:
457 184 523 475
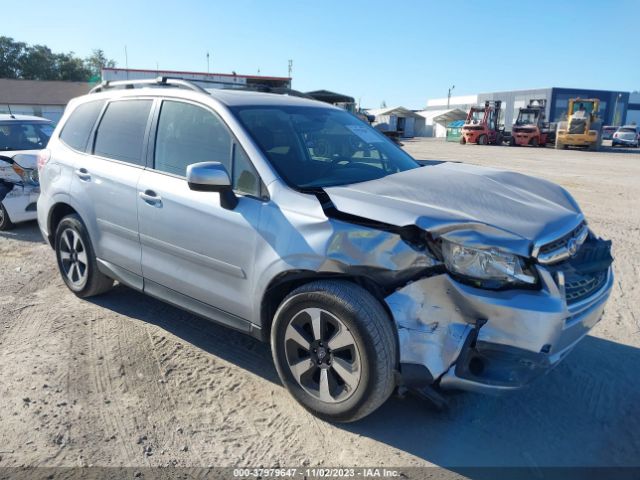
271 280 397 422
0 203 14 231
478 134 488 145
55 214 114 297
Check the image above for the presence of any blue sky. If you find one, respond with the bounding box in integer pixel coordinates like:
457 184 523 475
3 0 638 108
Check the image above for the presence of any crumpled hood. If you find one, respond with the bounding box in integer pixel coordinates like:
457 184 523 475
324 162 584 257
0 151 39 187
0 150 39 169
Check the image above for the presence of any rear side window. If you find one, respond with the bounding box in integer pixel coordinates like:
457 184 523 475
94 100 152 165
59 100 105 151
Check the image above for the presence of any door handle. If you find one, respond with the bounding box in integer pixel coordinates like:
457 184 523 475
139 190 162 206
75 168 91 181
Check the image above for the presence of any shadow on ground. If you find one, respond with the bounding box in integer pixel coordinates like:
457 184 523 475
90 285 278 383
91 285 639 472
0 221 44 244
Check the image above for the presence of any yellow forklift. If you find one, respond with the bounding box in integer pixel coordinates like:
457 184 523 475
555 98 602 150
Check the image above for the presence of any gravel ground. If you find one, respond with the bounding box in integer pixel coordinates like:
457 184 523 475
0 138 638 472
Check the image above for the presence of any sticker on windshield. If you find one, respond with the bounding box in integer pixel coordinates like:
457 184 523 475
346 124 383 143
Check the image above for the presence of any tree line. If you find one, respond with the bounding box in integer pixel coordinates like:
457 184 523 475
0 36 116 82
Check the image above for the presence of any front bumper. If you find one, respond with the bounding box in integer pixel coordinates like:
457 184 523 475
386 262 613 393
612 138 638 146
461 130 482 143
0 184 39 224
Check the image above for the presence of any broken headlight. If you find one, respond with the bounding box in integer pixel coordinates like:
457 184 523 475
12 164 39 186
441 240 537 288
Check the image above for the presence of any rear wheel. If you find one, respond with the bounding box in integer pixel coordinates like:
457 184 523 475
55 214 114 297
271 280 397 422
0 203 14 231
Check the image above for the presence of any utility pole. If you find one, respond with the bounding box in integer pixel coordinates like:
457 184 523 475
206 52 210 74
288 59 293 87
447 84 455 109
124 45 129 79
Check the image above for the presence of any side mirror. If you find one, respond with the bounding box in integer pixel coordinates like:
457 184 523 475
187 161 238 210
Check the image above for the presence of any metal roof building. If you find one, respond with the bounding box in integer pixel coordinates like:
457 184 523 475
101 67 291 90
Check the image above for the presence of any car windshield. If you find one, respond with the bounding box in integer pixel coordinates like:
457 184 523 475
0 121 53 151
515 110 539 125
232 106 419 189
618 127 636 133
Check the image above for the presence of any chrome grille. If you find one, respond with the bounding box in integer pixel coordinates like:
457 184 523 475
535 221 588 264
565 270 607 304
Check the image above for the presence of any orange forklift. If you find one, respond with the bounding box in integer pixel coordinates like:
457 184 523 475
460 100 504 145
510 99 555 147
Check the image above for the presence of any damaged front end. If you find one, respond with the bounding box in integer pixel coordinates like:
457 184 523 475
382 225 613 393
311 163 614 394
0 153 41 226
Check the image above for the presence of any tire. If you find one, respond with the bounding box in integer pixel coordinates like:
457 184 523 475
459 136 466 145
0 203 15 231
509 137 516 147
271 280 397 423
478 134 488 145
530 137 539 147
54 214 114 298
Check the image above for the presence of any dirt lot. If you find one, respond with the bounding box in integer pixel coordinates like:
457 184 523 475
0 139 639 472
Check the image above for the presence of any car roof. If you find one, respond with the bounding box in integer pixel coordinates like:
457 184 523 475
0 113 52 123
205 88 330 108
618 125 637 129
77 85 335 110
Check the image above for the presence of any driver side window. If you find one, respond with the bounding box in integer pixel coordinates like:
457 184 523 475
154 100 263 198
155 100 232 176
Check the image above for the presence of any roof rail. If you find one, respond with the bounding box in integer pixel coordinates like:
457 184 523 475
89 76 208 94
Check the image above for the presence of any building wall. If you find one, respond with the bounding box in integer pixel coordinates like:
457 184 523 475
624 92 639 126
549 88 629 126
372 114 397 132
427 94 478 110
478 89 552 128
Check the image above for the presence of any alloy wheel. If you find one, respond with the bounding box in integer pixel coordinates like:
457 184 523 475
59 228 89 287
284 307 362 403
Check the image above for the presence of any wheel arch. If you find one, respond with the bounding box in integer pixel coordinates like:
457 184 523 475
260 270 398 357
47 202 80 247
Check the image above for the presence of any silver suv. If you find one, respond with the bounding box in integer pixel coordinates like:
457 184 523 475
37 78 614 422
